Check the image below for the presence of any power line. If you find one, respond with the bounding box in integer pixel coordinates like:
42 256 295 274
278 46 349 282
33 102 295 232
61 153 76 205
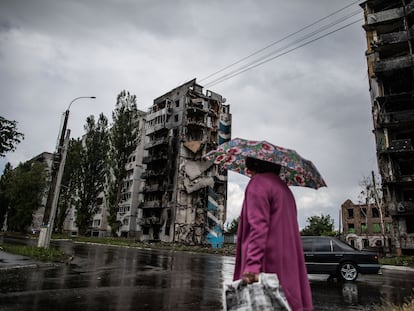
199 0 360 86
204 18 362 88
204 9 362 88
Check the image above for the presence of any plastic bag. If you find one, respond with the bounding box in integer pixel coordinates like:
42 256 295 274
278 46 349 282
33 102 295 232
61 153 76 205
223 273 292 311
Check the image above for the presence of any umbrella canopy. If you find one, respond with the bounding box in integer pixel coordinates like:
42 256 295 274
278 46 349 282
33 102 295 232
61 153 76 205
203 137 327 189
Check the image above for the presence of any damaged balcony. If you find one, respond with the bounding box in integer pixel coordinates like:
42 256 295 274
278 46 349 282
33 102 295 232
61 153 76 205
144 136 170 149
140 200 162 209
365 1 414 27
139 216 163 226
141 169 168 179
378 110 414 128
373 55 414 72
374 25 414 46
143 154 168 164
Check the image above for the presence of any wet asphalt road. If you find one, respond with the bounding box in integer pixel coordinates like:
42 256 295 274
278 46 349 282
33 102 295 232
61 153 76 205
0 240 413 311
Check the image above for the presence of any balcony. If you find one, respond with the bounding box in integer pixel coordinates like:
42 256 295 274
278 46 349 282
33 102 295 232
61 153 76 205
389 139 413 152
140 200 161 209
379 110 414 128
143 154 168 164
140 169 167 179
376 26 414 46
366 2 414 26
138 217 162 225
144 137 170 150
373 55 414 73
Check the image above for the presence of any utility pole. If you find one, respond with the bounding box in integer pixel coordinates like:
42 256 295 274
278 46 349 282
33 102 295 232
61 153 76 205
38 96 95 248
37 129 70 248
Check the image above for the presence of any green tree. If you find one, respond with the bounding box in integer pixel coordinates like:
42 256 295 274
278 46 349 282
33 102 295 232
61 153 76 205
225 218 239 234
106 91 140 236
0 163 13 227
55 138 83 233
75 114 109 235
301 214 335 236
0 116 24 157
3 161 46 232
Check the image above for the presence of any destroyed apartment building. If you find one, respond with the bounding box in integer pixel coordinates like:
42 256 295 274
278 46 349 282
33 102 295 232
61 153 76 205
140 79 231 246
340 199 393 252
58 79 231 247
361 0 414 254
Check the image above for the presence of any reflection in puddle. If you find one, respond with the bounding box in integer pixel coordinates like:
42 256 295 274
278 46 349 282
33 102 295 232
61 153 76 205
342 282 358 305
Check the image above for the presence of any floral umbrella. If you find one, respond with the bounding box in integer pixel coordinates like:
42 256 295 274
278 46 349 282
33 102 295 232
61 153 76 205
203 137 327 189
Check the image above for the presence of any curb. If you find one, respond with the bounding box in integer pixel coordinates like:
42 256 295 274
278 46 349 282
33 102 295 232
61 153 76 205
381 265 414 272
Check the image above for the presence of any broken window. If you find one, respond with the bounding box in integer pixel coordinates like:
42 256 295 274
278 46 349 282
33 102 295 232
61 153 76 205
348 223 355 233
347 208 354 219
386 223 391 233
361 208 367 218
373 223 381 233
361 223 367 233
372 207 380 218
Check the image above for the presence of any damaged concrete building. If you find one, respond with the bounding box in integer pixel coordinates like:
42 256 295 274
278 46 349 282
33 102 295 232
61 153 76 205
361 0 414 254
139 79 231 246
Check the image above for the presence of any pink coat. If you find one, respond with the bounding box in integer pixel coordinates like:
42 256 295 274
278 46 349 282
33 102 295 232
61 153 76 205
233 172 313 311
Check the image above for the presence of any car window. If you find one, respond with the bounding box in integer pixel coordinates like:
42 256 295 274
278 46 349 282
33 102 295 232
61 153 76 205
302 239 313 252
314 239 331 252
332 239 356 251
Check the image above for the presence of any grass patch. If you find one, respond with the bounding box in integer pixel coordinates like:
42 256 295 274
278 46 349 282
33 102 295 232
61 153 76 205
0 243 66 262
69 236 236 255
379 256 414 267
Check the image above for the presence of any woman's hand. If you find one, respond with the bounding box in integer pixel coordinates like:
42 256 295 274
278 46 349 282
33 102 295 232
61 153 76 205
242 272 259 284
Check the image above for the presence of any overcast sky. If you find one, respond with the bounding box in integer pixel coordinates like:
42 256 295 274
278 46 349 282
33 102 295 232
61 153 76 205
0 0 376 229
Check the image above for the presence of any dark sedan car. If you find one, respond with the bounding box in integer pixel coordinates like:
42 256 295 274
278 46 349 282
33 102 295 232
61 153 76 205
301 236 381 281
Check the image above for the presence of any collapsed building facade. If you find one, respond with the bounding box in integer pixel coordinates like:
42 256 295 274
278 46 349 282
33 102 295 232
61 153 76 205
361 0 414 254
140 79 231 246
341 199 393 252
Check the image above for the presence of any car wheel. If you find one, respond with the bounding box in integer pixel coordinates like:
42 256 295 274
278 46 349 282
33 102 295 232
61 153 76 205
339 262 358 281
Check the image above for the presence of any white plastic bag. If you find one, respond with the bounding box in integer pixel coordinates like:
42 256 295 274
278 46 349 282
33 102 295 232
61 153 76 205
223 273 292 311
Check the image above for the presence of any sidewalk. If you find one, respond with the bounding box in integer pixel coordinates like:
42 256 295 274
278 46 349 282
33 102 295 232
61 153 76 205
0 250 39 270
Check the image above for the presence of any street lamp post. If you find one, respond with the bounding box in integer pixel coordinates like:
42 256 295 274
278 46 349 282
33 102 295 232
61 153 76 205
38 96 96 248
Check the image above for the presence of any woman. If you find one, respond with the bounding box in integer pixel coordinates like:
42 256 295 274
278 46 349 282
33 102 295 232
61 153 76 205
234 157 313 311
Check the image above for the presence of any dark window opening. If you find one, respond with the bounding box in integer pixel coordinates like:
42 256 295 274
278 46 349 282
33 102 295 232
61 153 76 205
406 216 414 233
372 207 380 218
143 227 150 235
347 208 354 219
382 69 413 95
403 189 414 201
361 208 367 217
348 223 355 233
399 159 414 175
